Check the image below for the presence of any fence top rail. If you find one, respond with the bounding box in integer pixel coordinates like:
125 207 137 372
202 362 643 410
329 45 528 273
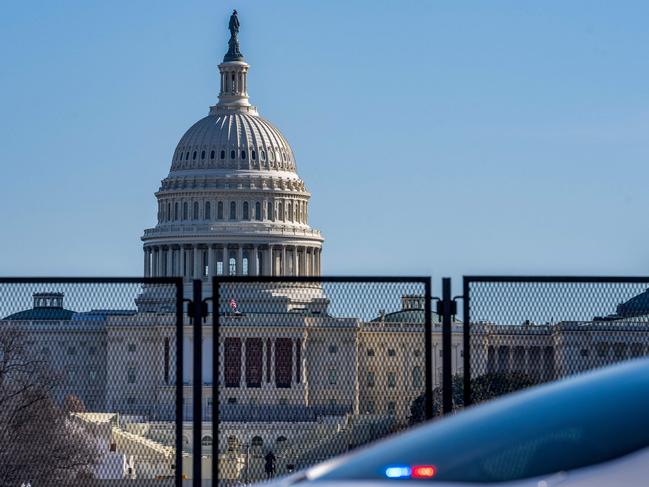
463 275 649 284
213 275 431 284
0 277 184 285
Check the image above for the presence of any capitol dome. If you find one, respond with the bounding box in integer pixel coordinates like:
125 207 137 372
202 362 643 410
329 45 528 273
141 11 324 302
170 112 298 176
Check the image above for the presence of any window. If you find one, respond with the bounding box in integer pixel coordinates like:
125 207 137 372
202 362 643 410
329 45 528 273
275 338 293 388
245 338 263 388
328 368 337 385
367 349 375 357
412 366 422 388
241 150 246 160
201 150 205 159
287 201 292 221
387 371 396 388
387 401 396 415
185 152 189 161
252 150 256 160
192 151 197 160
267 201 274 221
205 201 211 220
183 202 188 220
230 150 236 159
202 436 212 447
229 201 236 220
166 202 170 221
328 344 338 354
278 201 284 220
229 257 236 276
217 201 224 220
243 201 249 220
210 150 215 159
178 151 183 161
127 343 136 353
220 150 225 159
193 201 199 220
367 371 375 387
174 202 179 220
387 348 396 357
224 338 242 387
127 367 136 384
255 202 261 221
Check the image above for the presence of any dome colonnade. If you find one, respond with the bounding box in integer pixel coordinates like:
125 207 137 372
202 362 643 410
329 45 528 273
141 11 323 282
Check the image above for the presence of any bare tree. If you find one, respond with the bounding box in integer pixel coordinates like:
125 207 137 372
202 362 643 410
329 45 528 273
0 327 99 485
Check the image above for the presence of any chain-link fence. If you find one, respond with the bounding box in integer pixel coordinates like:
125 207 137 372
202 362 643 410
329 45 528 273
463 277 649 409
209 277 432 484
0 278 183 487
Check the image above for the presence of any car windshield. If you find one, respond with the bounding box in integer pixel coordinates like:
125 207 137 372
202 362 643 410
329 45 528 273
311 361 649 483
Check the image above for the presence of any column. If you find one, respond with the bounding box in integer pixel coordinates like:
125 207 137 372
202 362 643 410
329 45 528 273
266 247 273 276
193 245 201 279
305 248 310 276
166 247 173 277
281 246 287 276
144 248 150 277
180 247 186 278
237 245 244 276
223 246 229 276
251 245 258 276
293 247 299 277
311 249 317 277
208 246 216 278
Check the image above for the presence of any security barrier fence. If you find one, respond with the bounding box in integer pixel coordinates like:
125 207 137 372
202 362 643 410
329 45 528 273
209 277 433 484
0 278 183 487
462 277 649 409
4 275 649 486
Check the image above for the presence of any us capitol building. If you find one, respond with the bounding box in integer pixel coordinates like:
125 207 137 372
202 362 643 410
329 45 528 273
3 11 649 483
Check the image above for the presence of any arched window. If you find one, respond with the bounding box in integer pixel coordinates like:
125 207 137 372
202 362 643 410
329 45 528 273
178 152 183 161
269 150 275 162
210 150 215 159
267 201 273 221
201 150 205 160
241 150 246 160
229 257 237 275
229 201 236 220
174 202 179 220
166 202 171 221
185 152 190 161
261 150 266 161
201 436 213 447
205 201 211 220
252 150 256 160
278 201 284 220
243 202 249 220
183 202 188 220
217 201 224 220
230 150 236 159
255 202 261 221
287 202 292 222
193 201 199 220
192 151 197 160
412 366 422 388
220 150 225 160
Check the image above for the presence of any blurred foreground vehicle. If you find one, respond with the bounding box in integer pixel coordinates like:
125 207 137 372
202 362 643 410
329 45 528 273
262 359 649 487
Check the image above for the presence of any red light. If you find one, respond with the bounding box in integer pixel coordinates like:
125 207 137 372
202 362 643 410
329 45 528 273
411 465 436 478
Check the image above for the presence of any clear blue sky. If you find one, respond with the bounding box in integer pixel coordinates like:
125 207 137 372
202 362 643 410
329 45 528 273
1 1 648 289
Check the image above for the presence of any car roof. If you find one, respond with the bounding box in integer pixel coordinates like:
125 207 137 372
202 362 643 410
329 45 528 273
303 358 649 483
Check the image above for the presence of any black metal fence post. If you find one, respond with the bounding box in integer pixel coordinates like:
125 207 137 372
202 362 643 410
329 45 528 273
175 280 184 486
191 279 203 487
424 277 434 420
441 277 453 415
212 278 220 483
462 277 471 407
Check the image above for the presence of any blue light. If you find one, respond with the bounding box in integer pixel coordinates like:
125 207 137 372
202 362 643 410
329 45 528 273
385 466 411 478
